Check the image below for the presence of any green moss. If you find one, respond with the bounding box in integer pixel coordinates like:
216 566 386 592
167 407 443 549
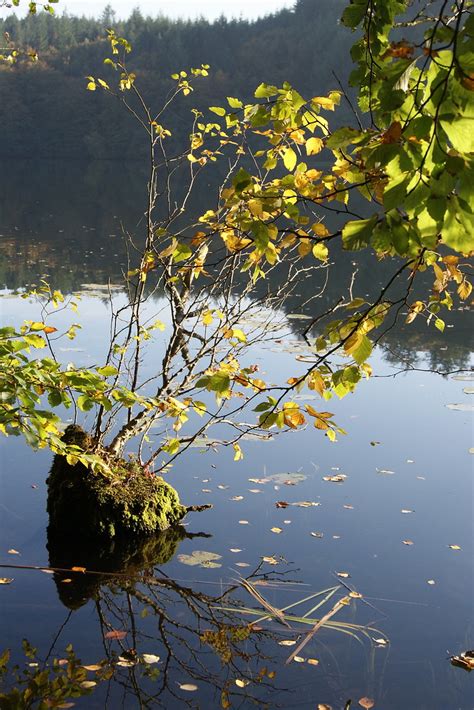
47 425 187 538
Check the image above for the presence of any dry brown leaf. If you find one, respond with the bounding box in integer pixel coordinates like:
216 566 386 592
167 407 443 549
307 658 319 665
450 650 474 671
231 496 244 501
7 549 20 555
343 504 354 510
105 630 127 640
238 520 249 525
275 501 289 508
318 704 332 710
359 698 375 709
310 531 324 538
71 566 86 573
323 474 347 483
337 572 350 579
402 540 414 546
0 578 14 585
82 664 103 672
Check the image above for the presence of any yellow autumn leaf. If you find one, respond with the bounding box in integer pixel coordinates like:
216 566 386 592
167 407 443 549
306 137 323 155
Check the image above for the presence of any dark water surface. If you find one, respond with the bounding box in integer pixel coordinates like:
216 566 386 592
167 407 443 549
0 161 473 709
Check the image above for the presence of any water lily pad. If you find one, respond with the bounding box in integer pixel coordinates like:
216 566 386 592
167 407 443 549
177 551 222 568
268 472 307 485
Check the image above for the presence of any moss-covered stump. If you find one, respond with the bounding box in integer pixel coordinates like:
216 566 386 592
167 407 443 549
47 425 189 538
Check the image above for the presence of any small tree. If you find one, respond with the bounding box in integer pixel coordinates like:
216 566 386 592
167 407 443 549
1 1 472 507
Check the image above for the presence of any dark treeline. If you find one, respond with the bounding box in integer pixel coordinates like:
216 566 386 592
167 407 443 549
0 0 353 159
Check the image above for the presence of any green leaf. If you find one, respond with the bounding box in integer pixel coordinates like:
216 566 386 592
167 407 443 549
209 106 226 117
254 83 279 99
342 216 378 250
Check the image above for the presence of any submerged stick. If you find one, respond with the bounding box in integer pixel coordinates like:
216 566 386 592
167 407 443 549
285 595 350 664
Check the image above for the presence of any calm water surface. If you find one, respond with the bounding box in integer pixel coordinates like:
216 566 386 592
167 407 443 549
0 161 473 709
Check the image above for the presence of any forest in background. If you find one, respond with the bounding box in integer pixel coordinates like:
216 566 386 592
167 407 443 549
0 0 353 158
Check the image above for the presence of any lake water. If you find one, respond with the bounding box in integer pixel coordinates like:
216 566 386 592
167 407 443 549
0 160 473 709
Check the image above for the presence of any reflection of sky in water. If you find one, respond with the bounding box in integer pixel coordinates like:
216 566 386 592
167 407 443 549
0 289 473 708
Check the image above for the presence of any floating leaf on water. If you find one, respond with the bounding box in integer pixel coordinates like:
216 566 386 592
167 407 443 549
142 654 160 664
278 640 297 646
463 388 474 395
452 374 474 382
248 489 262 493
283 520 292 524
178 683 198 692
117 658 136 667
293 656 306 663
406 459 415 463
310 531 324 538
105 630 127 640
318 705 332 710
427 580 436 585
450 650 474 671
402 540 414 546
401 509 414 514
333 535 341 539
82 664 103 672
7 549 19 555
307 658 320 666
448 544 461 550
41 569 54 575
376 468 395 475
271 527 283 534
235 562 250 567
61 579 73 583
248 477 270 484
349 591 363 599
337 572 350 579
343 505 354 510
469 448 474 454
230 548 242 553
323 475 347 483
80 681 97 689
293 501 321 507
370 441 381 446
372 638 388 646
217 485 229 490
446 403 474 412
235 679 250 687
202 488 212 493
71 566 86 573
358 698 375 709
230 496 244 501
276 501 289 508
262 556 279 565
238 520 249 525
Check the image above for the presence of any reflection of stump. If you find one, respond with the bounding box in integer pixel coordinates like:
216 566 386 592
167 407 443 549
47 525 189 609
46 425 187 538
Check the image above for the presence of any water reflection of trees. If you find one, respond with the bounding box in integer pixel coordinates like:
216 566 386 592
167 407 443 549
1 160 471 375
47 526 284 708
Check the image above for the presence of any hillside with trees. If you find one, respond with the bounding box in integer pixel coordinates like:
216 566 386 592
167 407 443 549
0 0 352 158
